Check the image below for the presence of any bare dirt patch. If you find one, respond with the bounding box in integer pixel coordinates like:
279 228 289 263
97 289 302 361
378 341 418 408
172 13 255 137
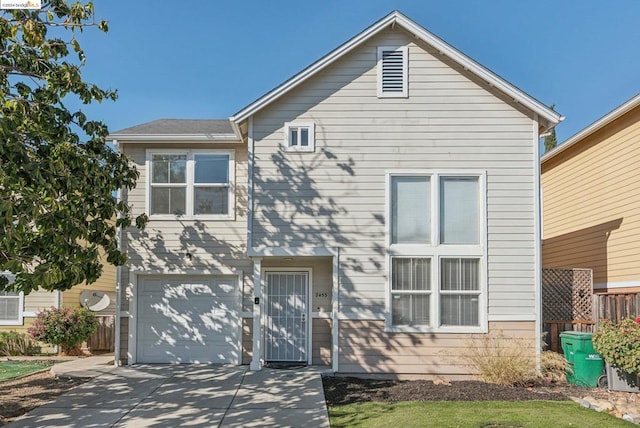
322 377 613 406
0 371 87 425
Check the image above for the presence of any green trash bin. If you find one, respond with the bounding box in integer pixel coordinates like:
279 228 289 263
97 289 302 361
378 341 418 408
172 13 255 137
560 331 604 387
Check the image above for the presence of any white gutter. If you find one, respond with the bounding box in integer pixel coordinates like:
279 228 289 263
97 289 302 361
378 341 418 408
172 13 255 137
113 139 122 367
541 93 640 164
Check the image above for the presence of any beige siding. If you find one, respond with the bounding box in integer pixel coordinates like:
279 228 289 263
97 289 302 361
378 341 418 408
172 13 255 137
338 320 535 379
312 318 332 366
542 106 640 290
251 27 538 321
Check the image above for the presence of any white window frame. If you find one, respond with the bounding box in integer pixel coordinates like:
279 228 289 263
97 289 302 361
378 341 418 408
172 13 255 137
377 46 408 98
145 149 235 220
0 291 24 326
385 170 487 333
284 121 316 152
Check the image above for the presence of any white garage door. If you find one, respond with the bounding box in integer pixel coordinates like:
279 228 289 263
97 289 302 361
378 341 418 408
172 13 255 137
137 275 239 364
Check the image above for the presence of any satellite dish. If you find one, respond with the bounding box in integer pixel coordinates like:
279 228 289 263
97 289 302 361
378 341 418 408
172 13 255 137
80 290 111 312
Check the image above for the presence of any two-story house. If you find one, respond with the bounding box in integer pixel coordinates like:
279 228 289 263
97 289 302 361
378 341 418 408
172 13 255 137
108 11 561 378
542 94 640 295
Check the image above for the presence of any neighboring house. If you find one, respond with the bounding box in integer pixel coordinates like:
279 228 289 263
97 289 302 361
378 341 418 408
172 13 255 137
542 93 640 295
0 258 116 345
109 11 561 378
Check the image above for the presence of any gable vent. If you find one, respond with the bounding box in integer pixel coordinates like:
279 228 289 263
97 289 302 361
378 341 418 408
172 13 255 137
378 46 408 98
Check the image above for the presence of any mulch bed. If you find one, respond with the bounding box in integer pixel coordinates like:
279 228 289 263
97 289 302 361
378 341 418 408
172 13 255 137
323 376 611 406
0 371 88 425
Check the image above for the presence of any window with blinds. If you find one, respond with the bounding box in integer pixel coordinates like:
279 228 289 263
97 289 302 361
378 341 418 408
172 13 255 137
0 291 20 324
377 46 408 98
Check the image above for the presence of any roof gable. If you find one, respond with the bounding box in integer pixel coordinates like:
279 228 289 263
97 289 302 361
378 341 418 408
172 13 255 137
230 11 562 130
541 93 640 164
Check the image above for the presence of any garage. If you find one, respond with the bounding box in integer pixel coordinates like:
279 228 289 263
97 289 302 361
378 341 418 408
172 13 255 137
136 275 240 364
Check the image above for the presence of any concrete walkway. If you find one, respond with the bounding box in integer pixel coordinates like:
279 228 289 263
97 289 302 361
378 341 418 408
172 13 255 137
7 360 330 428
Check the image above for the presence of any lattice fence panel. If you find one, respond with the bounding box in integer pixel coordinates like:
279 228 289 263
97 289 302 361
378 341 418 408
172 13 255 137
542 268 593 321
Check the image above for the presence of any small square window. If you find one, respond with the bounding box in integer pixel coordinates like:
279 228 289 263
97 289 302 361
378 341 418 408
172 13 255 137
284 122 315 152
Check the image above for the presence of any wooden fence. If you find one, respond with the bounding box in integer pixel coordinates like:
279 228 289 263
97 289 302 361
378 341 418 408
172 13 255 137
594 292 640 322
86 315 115 352
542 267 594 353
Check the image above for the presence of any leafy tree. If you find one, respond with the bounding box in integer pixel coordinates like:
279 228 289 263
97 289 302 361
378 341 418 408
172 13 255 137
544 104 558 153
0 1 146 294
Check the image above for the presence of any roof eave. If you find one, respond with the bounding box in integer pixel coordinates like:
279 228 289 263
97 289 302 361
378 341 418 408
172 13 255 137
106 134 241 142
230 10 561 126
541 93 640 164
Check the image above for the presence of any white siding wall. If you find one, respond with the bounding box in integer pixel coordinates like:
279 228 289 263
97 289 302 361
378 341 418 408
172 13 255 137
251 28 537 320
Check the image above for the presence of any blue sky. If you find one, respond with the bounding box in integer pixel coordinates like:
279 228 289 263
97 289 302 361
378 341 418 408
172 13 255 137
75 1 640 145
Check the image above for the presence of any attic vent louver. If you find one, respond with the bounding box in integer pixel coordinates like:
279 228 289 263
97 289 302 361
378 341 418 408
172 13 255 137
378 46 408 98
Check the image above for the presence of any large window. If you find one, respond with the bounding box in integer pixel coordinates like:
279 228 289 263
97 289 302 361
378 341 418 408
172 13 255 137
148 150 234 219
388 172 484 331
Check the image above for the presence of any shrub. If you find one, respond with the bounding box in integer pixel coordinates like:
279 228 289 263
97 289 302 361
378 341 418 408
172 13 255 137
0 331 38 356
592 317 640 375
28 306 99 355
540 350 571 383
465 331 536 386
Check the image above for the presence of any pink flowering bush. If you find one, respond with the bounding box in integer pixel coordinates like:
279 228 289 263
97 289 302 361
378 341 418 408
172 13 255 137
28 306 98 355
593 316 640 375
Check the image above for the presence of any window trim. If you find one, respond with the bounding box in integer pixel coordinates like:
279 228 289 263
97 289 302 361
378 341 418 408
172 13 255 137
377 46 408 98
284 121 316 152
145 149 235 220
385 170 488 333
0 290 24 326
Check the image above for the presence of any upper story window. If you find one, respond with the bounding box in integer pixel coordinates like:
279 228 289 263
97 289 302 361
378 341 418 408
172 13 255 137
377 46 408 98
147 149 235 220
284 122 315 152
387 172 485 332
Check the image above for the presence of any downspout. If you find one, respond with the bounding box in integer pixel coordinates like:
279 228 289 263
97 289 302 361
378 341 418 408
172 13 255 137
532 116 542 373
247 116 254 251
113 139 122 367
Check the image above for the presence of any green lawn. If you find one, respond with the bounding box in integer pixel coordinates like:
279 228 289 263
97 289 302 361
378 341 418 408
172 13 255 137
0 360 55 381
329 401 634 428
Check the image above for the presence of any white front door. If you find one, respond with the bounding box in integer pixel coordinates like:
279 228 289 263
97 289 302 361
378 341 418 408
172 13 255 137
264 271 309 363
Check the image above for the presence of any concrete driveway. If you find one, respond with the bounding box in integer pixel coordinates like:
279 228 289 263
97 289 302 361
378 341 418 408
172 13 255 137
7 365 330 427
